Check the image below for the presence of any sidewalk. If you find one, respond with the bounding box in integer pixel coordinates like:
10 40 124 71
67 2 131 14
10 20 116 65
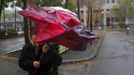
62 30 104 62
59 30 105 75
0 30 105 75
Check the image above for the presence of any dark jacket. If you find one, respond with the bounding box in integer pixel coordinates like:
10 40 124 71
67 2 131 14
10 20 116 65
18 43 62 75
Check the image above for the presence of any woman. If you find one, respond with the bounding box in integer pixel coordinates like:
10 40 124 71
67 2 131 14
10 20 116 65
18 39 62 75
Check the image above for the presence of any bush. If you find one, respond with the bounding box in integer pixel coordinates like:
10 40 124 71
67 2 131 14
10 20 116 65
0 30 6 39
0 29 18 39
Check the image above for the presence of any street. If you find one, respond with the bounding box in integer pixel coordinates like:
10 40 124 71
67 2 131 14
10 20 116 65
0 37 24 53
90 31 134 75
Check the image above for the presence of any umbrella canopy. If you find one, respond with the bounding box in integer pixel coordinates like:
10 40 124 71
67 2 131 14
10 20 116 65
18 3 96 51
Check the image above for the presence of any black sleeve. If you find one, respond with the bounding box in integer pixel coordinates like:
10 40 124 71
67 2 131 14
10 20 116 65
52 53 62 66
18 45 34 71
48 50 62 66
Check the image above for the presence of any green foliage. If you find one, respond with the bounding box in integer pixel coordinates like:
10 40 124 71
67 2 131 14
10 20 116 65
0 29 18 39
27 0 63 6
59 45 68 53
67 0 77 12
0 0 4 19
112 0 134 21
1 0 77 14
1 11 13 20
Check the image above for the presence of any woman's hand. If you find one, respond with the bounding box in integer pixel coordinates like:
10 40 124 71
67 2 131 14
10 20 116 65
33 61 40 69
42 43 50 53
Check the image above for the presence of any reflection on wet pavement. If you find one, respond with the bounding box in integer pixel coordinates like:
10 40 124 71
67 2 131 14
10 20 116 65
0 37 24 53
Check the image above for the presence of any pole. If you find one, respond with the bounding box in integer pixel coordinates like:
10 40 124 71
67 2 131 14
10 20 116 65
101 13 104 30
29 20 32 38
23 0 30 44
3 6 6 32
15 6 17 31
87 5 90 30
77 0 80 19
90 7 93 32
65 0 68 8
0 0 4 20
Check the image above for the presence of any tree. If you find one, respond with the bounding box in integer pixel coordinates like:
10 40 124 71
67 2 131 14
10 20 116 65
28 0 63 6
0 0 16 20
112 0 134 25
76 0 80 19
81 0 103 31
22 0 30 44
64 0 78 14
68 0 77 12
0 0 4 21
65 0 68 8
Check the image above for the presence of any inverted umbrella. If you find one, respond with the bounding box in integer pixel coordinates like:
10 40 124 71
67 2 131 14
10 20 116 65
18 3 96 51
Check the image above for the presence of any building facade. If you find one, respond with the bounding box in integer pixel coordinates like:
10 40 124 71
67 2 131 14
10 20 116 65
80 0 134 29
80 5 88 27
79 0 105 28
103 0 117 27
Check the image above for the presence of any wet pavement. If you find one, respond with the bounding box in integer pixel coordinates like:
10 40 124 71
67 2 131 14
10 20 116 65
62 44 93 61
59 61 92 75
0 59 27 75
0 37 24 53
90 31 134 75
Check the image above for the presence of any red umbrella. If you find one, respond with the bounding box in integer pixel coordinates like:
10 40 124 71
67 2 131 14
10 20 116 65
18 3 96 51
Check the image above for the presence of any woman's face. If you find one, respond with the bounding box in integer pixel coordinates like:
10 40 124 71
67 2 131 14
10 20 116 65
42 43 50 52
43 43 50 50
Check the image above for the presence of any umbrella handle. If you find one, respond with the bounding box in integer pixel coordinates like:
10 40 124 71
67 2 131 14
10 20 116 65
32 53 44 74
40 53 45 65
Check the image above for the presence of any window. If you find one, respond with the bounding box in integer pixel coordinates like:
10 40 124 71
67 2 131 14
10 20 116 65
81 19 84 22
107 9 110 11
107 0 110 4
112 0 115 4
80 10 84 13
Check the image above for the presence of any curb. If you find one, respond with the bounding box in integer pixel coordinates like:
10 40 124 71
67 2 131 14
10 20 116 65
88 32 105 60
62 31 105 64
